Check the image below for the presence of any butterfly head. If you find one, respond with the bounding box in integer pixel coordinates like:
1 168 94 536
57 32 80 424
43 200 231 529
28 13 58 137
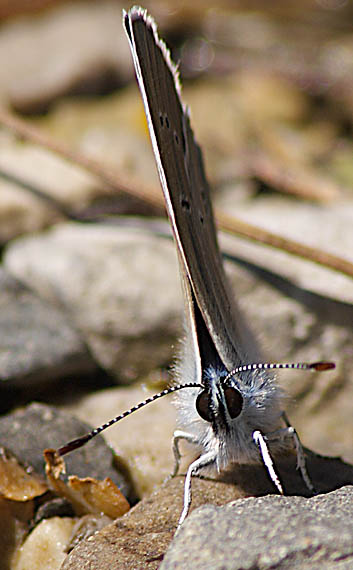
189 361 335 450
196 366 244 435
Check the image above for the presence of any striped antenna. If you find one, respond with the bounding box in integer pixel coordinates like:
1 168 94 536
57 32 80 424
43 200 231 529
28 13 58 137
57 382 202 456
57 361 335 456
223 361 335 385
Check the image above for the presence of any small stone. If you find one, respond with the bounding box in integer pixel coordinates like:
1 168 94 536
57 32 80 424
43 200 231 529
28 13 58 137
13 517 76 570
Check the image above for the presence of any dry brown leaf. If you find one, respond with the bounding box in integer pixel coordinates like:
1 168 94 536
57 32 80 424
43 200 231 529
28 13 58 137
44 448 66 479
67 476 130 519
44 448 130 518
0 448 47 501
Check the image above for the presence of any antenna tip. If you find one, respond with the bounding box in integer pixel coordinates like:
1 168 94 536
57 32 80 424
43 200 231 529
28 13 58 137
57 433 92 456
310 361 335 371
57 444 71 457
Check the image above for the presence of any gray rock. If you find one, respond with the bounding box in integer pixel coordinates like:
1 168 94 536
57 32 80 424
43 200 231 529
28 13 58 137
0 268 95 388
0 402 130 497
161 487 353 570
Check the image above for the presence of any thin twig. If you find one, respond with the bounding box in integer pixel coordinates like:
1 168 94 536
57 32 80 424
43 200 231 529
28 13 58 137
250 153 341 202
0 168 79 220
1 108 352 279
217 212 353 279
0 108 164 214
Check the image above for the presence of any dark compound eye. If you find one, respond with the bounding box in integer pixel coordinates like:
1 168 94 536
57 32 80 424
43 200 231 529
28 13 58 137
196 391 212 423
224 387 243 419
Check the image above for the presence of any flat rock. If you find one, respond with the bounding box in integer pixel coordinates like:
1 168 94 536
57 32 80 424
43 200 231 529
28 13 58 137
0 268 95 388
161 486 353 570
61 454 353 569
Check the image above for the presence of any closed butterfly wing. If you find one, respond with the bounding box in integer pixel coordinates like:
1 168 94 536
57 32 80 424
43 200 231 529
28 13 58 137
124 8 260 378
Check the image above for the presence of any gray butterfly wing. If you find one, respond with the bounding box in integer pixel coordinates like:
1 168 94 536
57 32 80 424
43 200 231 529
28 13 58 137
124 8 260 375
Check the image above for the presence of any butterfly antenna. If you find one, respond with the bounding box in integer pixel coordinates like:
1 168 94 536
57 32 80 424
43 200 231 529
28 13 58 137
223 361 335 384
57 382 202 456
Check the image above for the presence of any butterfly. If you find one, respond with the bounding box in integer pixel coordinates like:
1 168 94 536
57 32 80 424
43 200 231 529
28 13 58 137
57 6 334 530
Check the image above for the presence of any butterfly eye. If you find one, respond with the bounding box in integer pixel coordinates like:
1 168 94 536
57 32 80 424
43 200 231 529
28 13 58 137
196 391 212 423
224 387 243 419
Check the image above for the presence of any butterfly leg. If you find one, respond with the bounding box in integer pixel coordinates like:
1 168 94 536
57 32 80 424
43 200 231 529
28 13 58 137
263 414 315 494
253 430 284 494
177 450 217 530
281 412 315 493
171 430 202 478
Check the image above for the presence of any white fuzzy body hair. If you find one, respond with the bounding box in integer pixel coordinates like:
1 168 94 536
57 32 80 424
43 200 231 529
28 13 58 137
173 331 286 472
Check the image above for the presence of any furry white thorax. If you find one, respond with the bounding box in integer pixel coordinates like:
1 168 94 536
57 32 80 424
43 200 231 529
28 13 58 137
173 336 285 472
